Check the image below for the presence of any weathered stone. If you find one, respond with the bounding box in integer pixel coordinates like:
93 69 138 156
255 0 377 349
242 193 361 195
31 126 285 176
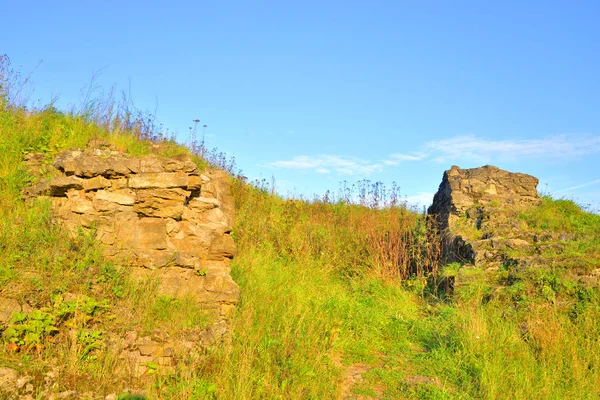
124 331 138 347
69 197 96 215
130 266 239 305
50 176 84 196
187 175 204 190
134 218 168 250
429 165 540 231
129 173 189 189
52 149 82 174
200 321 229 347
110 177 128 190
137 343 160 356
94 189 136 206
23 152 45 163
0 367 18 393
221 234 236 259
429 165 541 268
167 221 214 251
189 196 220 210
22 180 50 198
92 199 121 213
134 188 189 219
53 150 136 178
220 304 236 319
198 208 228 226
32 147 240 376
82 176 112 191
137 157 164 174
136 156 198 174
166 159 197 173
505 238 531 249
0 298 21 324
203 170 235 228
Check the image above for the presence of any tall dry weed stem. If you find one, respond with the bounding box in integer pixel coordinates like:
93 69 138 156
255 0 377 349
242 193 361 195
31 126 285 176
231 177 442 282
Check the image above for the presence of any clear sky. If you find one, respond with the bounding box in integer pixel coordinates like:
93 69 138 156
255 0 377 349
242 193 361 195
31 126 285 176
4 1 600 209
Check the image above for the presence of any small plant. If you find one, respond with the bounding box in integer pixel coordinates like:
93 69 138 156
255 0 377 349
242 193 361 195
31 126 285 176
77 329 104 361
3 309 58 351
2 295 108 353
143 361 158 375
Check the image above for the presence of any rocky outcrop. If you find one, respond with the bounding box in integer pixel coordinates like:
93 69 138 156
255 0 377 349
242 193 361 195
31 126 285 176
25 147 239 376
428 165 540 231
428 165 541 266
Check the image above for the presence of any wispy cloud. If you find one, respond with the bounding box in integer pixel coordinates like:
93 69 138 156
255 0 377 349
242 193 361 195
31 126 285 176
555 178 600 194
424 134 600 164
266 155 383 176
264 134 600 177
383 152 428 165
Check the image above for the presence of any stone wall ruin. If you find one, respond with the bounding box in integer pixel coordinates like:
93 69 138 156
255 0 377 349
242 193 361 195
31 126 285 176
27 147 240 376
428 165 541 267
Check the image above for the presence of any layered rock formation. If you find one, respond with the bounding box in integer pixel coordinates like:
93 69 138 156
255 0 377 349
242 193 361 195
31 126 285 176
26 147 240 375
428 165 541 266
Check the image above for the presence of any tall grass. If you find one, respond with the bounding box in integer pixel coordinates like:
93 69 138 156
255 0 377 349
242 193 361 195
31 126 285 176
230 178 441 282
1 54 600 399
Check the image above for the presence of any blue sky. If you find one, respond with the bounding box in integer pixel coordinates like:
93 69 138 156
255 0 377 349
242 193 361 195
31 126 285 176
4 1 600 209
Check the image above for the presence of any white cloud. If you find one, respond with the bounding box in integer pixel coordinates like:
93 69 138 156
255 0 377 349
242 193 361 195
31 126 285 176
266 155 383 176
390 152 428 161
424 134 600 164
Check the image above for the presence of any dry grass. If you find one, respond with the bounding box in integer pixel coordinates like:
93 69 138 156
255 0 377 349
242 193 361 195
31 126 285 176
1 55 600 399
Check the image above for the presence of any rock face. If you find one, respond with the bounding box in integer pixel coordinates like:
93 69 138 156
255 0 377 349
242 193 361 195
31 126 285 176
28 147 239 375
428 165 540 231
428 165 541 266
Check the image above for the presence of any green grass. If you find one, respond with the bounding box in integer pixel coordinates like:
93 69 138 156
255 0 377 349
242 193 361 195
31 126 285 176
518 196 600 271
1 64 600 399
0 98 211 396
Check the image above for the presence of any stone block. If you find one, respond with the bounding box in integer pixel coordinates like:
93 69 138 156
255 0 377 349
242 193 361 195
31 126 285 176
134 188 189 219
134 218 168 250
82 176 112 191
50 176 84 196
129 173 189 189
94 189 136 206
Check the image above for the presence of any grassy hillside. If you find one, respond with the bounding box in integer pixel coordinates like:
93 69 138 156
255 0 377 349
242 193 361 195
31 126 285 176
1 61 599 399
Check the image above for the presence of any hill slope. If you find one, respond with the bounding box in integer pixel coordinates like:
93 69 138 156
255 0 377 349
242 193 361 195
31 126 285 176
1 74 599 399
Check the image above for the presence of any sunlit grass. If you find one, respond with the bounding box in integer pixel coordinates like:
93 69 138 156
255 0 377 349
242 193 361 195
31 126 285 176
1 56 600 398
